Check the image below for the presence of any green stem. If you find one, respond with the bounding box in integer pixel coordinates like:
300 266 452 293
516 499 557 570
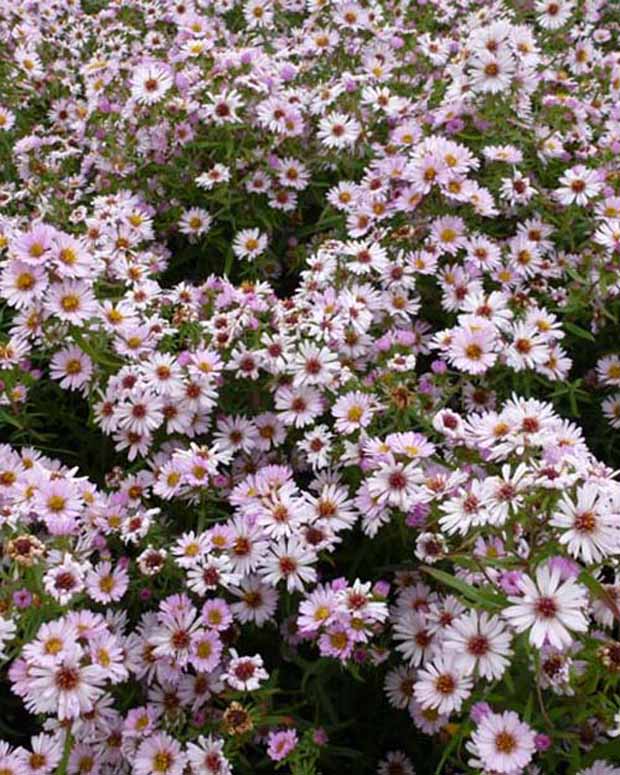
55 729 73 775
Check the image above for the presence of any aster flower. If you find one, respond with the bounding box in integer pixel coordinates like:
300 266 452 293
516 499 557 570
503 564 589 649
49 346 93 391
550 484 620 564
468 711 536 774
186 736 232 775
317 112 361 149
259 536 317 592
131 63 173 105
224 650 268 691
413 655 474 715
26 653 105 720
443 611 513 680
267 730 298 762
134 733 187 775
232 228 268 261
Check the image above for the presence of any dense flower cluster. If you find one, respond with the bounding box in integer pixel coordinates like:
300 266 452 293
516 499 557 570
0 0 620 772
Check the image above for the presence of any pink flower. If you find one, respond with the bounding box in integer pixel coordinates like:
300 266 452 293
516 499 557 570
267 729 298 761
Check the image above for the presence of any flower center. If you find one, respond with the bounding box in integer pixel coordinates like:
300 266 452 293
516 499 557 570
536 596 557 618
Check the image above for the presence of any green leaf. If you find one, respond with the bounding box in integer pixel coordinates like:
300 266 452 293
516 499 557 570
421 566 507 609
564 321 595 342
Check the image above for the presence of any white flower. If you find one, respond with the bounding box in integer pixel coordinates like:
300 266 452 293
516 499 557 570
232 228 268 261
131 63 173 105
0 616 16 660
26 653 106 720
503 564 589 649
413 655 473 714
443 610 513 680
550 484 620 564
468 710 536 774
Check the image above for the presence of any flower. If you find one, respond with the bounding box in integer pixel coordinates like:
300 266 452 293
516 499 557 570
468 710 536 774
131 63 173 105
26 654 105 720
49 346 93 391
318 112 361 149
224 651 268 691
503 564 589 649
550 484 620 564
413 655 474 714
232 228 268 261
266 729 298 761
443 611 513 680
135 733 187 775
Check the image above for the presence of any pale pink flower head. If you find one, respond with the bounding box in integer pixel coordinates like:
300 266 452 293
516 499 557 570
468 710 536 773
267 729 298 762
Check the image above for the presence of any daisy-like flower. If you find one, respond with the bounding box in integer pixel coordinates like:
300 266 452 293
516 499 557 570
267 730 298 762
230 575 278 626
224 650 268 691
179 208 212 238
259 536 317 592
135 733 187 775
17 733 63 775
594 222 620 254
206 89 244 124
556 165 602 207
0 106 15 131
443 611 513 680
116 393 163 436
392 611 438 666
602 394 620 429
0 616 16 660
317 112 361 149
85 561 129 604
468 710 536 774
535 0 574 30
378 751 415 775
0 260 47 309
196 164 231 190
446 321 498 375
277 157 310 190
439 480 492 535
298 425 334 469
597 356 620 387
45 280 97 324
12 224 57 265
505 322 548 371
49 346 93 391
190 630 223 672
503 564 589 649
131 63 173 105
577 763 620 775
274 385 323 428
26 654 105 720
293 342 340 387
332 391 378 434
430 216 467 256
470 50 515 94
413 655 474 714
384 665 417 709
368 456 424 511
186 736 232 775
43 555 86 604
550 484 620 564
232 228 268 261
35 478 83 535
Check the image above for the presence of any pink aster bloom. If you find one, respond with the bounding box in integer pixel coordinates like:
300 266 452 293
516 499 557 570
468 710 536 773
503 564 589 649
267 729 298 762
49 346 93 391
